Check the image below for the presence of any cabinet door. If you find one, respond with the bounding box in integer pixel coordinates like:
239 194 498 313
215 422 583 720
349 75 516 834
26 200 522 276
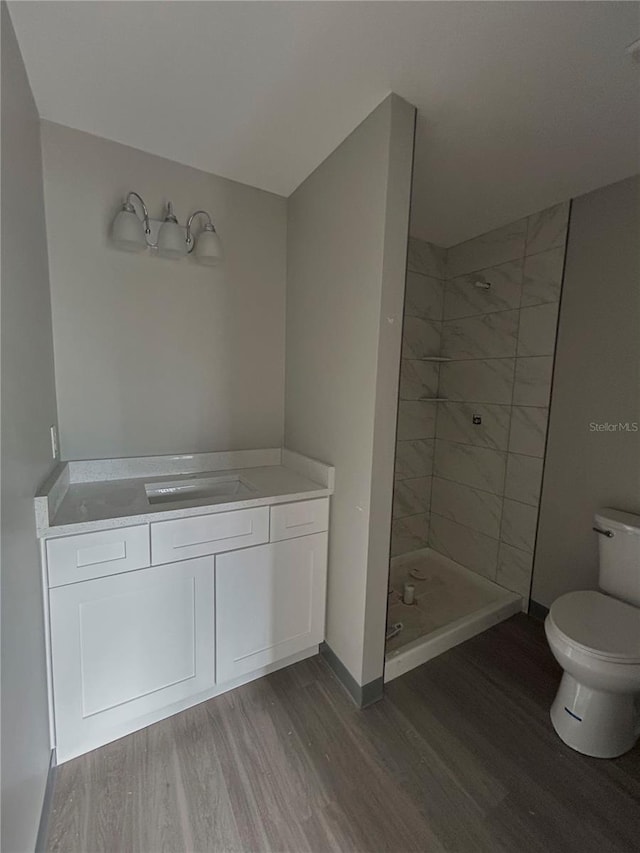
216 533 327 683
50 557 214 762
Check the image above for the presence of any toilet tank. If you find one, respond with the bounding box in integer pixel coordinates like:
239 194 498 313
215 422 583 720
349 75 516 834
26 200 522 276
595 508 640 607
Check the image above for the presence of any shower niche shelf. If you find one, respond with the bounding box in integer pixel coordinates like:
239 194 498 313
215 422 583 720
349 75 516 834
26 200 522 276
418 356 452 362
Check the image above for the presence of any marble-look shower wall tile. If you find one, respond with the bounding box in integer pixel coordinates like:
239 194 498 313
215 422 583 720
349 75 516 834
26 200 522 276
407 237 446 279
509 406 548 457
444 259 523 319
399 359 439 401
446 218 527 279
402 316 441 360
431 477 502 539
497 543 533 598
433 440 506 495
391 513 430 557
513 357 553 406
439 358 515 404
394 439 434 480
442 310 519 360
521 246 565 306
517 303 559 357
501 499 538 552
405 272 444 321
429 513 499 579
436 402 511 450
525 202 569 255
393 476 432 519
397 401 437 440
504 453 543 506
397 203 569 567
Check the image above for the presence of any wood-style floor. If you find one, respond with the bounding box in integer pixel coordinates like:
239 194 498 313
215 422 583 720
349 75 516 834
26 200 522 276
46 615 640 853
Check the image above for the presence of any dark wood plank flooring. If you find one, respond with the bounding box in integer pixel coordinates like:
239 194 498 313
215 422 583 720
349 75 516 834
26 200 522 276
46 615 640 852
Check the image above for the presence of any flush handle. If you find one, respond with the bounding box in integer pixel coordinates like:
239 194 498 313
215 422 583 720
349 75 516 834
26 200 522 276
592 526 614 538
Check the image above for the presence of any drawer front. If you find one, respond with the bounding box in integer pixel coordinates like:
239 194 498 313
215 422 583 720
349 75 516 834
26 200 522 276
270 498 329 542
47 525 150 587
151 507 269 565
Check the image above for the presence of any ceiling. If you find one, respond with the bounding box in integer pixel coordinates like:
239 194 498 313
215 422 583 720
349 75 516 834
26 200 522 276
9 1 640 247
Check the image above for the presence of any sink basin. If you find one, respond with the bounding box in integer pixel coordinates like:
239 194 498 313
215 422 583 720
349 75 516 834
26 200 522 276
145 474 257 505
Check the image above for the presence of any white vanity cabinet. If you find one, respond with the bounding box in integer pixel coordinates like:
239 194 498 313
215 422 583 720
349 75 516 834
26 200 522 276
45 497 329 763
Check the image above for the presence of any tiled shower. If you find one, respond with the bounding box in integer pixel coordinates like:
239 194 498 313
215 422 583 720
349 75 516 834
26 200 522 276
391 202 569 604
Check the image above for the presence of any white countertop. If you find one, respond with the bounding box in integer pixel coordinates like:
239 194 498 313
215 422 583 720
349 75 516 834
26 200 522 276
35 448 334 538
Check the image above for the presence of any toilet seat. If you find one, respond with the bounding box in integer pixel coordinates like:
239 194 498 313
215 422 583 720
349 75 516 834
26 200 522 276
548 590 640 664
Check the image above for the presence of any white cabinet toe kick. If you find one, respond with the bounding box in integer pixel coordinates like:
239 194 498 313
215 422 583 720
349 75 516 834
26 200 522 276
43 497 329 763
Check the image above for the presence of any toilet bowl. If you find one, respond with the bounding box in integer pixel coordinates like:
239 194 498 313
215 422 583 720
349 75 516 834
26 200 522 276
545 508 640 758
545 590 640 758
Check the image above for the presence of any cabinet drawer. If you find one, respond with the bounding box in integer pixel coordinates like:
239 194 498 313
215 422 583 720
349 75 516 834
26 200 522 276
47 525 150 587
151 507 269 565
270 498 329 542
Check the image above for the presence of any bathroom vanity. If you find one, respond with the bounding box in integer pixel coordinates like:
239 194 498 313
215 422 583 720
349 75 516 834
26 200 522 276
35 448 334 763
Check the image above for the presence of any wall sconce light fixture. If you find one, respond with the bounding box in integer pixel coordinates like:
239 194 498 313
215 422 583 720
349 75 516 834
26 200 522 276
111 191 222 265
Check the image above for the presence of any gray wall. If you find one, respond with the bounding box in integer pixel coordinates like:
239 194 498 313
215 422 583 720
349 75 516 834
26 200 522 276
532 176 640 607
40 122 287 460
1 5 58 850
285 94 415 686
361 97 416 684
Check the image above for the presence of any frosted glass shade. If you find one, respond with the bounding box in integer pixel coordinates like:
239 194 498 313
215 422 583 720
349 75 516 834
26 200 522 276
111 208 146 252
195 228 222 266
157 220 187 259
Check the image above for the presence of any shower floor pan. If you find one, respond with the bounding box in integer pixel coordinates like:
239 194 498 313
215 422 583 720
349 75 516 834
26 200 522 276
384 548 522 683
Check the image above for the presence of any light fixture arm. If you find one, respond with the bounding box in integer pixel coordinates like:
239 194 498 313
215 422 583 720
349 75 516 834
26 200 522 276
125 191 151 235
185 209 216 253
111 195 221 264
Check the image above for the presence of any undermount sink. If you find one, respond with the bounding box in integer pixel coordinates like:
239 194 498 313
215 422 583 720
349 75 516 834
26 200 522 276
145 474 257 505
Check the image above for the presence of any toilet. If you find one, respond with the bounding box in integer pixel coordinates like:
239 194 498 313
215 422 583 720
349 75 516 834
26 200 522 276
545 508 640 758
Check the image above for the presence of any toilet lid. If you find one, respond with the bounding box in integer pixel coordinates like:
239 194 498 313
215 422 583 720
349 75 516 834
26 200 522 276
549 590 640 662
